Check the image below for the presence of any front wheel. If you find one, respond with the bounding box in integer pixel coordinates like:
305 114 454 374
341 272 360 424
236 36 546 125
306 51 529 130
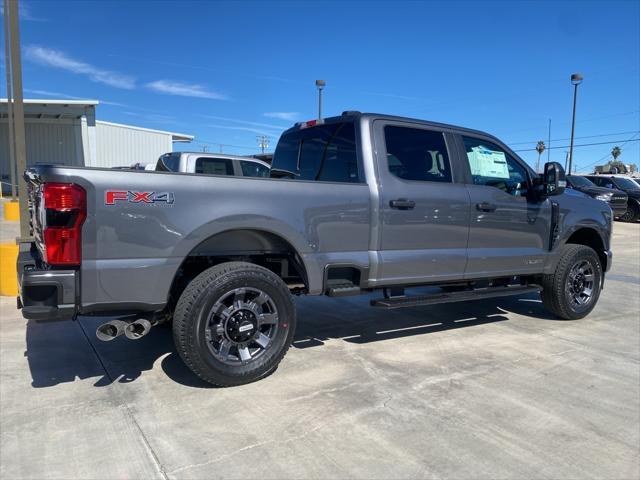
541 244 602 320
173 262 296 386
620 201 639 223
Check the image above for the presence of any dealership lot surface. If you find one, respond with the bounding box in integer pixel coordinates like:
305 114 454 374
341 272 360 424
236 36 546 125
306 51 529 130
1 214 639 479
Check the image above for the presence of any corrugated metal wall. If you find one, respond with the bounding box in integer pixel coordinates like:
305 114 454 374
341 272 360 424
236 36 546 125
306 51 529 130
93 121 173 168
0 119 83 179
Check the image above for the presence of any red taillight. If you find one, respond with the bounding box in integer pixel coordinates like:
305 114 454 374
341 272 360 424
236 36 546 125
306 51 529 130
42 183 86 266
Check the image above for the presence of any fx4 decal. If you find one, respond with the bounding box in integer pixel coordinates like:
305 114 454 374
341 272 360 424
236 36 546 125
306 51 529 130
105 191 175 205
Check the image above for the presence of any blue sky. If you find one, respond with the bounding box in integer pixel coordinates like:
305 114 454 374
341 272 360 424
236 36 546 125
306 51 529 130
4 0 640 172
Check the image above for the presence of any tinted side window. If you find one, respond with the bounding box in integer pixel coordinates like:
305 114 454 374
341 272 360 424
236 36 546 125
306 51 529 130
271 121 360 182
195 157 234 175
384 126 452 182
240 161 270 177
462 137 529 196
298 125 336 180
157 153 181 172
317 122 359 183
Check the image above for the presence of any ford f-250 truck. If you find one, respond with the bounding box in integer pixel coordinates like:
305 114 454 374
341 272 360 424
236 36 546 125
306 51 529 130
18 112 613 386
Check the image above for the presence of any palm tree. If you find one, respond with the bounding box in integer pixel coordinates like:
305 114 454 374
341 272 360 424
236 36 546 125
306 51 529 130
535 141 546 172
611 146 621 161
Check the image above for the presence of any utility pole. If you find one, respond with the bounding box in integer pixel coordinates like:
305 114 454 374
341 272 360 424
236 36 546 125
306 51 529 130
256 135 269 154
3 0 16 200
8 0 30 238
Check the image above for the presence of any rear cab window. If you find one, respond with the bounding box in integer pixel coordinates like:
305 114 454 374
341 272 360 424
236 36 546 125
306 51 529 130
271 121 361 183
157 153 181 172
240 161 270 177
195 157 234 175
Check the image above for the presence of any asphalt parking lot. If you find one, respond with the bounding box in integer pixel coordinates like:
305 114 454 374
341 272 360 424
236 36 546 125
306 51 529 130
1 211 639 479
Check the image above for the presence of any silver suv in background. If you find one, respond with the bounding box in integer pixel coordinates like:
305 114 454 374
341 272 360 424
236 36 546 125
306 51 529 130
156 152 270 177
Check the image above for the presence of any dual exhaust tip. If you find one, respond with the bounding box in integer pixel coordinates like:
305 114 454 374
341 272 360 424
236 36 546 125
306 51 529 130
96 319 152 342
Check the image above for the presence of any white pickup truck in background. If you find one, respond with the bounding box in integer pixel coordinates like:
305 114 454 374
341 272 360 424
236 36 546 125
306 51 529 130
155 152 271 177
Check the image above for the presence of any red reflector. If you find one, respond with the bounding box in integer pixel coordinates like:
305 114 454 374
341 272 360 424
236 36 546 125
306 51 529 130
42 183 86 266
44 227 82 265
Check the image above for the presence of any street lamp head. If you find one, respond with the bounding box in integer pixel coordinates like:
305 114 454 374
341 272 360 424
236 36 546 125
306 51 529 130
315 79 326 90
571 73 583 85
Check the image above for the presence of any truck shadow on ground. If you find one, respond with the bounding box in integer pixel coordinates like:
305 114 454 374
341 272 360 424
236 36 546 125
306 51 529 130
25 292 554 390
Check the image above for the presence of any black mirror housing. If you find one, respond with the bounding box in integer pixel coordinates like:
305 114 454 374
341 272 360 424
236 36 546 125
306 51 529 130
543 162 566 196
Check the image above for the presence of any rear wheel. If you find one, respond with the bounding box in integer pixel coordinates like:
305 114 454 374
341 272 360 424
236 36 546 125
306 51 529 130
541 244 602 320
173 262 296 386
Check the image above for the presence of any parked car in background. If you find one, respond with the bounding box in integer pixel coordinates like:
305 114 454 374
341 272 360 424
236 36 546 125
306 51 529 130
585 175 640 222
156 152 270 177
565 175 628 219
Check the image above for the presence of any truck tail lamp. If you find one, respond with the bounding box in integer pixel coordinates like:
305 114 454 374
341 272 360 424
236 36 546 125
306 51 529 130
42 183 86 266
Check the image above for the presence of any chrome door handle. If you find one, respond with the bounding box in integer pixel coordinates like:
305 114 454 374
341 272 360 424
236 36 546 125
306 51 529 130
389 199 416 210
476 202 497 212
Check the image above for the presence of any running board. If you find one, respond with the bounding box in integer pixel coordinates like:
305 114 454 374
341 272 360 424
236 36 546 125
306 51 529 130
370 285 542 309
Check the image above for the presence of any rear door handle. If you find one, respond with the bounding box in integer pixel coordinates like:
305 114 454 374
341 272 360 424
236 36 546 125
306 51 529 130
389 198 416 210
476 202 497 212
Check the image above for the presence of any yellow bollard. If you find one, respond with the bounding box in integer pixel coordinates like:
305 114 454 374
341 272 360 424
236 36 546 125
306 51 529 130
3 201 20 221
0 242 19 296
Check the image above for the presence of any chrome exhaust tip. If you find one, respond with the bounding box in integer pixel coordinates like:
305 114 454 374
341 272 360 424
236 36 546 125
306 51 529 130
96 320 127 342
124 319 152 340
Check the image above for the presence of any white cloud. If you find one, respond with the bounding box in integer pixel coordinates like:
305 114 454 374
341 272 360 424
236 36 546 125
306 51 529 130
264 112 299 121
206 124 276 137
146 80 227 100
199 115 287 131
24 45 135 89
24 89 84 99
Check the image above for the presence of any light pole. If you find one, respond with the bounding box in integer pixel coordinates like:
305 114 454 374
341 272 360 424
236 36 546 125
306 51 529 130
315 80 325 122
568 73 583 175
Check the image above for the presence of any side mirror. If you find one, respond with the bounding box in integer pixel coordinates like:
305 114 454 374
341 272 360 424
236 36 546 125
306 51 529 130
543 162 566 196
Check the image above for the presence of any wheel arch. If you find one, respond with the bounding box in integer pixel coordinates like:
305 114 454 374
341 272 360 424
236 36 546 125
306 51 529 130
167 228 310 311
564 227 607 271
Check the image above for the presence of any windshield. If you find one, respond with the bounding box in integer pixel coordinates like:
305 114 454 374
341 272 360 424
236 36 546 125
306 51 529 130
567 175 595 188
613 177 640 190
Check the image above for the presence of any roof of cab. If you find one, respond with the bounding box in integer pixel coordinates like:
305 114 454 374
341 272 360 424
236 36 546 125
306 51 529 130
288 111 500 142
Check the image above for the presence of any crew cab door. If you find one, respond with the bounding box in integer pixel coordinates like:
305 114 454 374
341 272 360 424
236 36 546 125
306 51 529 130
372 121 470 284
454 134 552 278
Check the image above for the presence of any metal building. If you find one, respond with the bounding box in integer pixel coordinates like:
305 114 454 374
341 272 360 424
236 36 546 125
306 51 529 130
0 99 193 183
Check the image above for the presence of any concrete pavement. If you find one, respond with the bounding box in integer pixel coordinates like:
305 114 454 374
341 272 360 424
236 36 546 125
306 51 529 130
1 220 639 479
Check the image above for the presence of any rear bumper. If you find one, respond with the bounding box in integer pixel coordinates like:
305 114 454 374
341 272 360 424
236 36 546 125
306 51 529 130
17 244 77 322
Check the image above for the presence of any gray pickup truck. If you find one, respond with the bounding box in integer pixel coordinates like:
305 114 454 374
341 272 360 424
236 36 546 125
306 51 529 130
18 111 613 386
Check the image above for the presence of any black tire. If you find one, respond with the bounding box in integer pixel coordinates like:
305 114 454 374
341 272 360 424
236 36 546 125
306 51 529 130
620 201 639 223
173 262 296 387
541 244 602 320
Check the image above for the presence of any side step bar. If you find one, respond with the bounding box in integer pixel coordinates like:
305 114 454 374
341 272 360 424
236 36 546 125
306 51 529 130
370 284 541 309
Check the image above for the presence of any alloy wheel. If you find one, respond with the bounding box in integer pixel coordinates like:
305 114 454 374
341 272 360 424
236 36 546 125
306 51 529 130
204 287 279 365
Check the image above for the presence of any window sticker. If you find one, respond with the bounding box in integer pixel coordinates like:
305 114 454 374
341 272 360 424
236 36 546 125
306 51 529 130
467 146 509 179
